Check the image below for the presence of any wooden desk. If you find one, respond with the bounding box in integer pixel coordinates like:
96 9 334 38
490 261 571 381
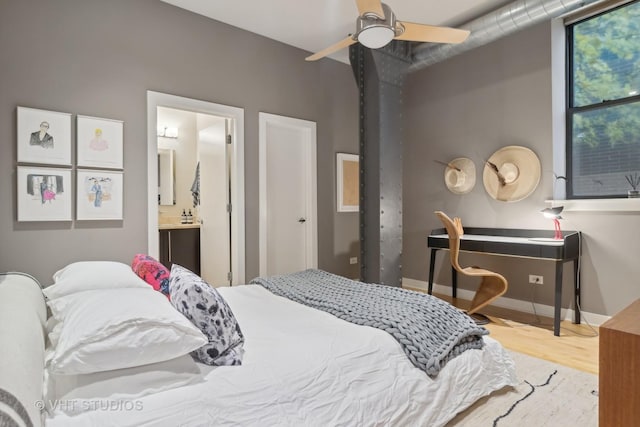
599 299 640 427
428 227 581 336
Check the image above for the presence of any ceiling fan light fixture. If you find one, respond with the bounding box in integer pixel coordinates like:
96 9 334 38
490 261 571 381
356 2 396 49
306 0 469 61
357 25 395 48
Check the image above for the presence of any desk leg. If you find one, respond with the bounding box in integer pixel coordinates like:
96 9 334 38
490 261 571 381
554 261 563 336
452 267 457 298
574 259 581 325
428 249 437 295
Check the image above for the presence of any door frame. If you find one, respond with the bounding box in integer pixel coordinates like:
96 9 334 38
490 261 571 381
258 112 317 276
147 91 245 285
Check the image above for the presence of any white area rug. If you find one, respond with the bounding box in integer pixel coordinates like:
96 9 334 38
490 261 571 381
447 350 598 426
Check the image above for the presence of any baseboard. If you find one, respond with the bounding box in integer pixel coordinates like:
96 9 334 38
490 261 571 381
402 277 610 327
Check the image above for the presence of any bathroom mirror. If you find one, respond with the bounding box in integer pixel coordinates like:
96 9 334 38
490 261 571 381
158 148 175 205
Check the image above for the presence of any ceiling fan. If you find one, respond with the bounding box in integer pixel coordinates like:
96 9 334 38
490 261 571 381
305 0 470 61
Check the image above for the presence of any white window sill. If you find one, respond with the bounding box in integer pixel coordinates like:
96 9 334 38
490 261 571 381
546 198 640 212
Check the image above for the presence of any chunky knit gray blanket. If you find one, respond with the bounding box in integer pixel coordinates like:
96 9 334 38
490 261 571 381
250 269 488 377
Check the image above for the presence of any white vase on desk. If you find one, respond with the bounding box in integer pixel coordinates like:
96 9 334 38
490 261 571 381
628 190 640 198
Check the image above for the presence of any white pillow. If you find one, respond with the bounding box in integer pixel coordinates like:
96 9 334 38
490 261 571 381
44 261 150 300
46 288 207 374
44 354 203 416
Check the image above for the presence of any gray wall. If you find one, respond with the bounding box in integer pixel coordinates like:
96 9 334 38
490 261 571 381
3 2 634 316
403 21 640 316
0 0 359 284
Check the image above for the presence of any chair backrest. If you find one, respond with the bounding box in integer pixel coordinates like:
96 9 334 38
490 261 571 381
434 211 463 272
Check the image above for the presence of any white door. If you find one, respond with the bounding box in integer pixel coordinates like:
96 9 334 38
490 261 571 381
259 113 317 276
197 115 230 285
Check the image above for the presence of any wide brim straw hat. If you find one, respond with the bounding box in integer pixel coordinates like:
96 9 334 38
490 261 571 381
444 157 476 195
483 146 541 202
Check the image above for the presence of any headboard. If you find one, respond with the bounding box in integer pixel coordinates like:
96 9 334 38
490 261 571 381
0 273 46 427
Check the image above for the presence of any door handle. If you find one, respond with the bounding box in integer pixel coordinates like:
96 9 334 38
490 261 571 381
298 218 306 223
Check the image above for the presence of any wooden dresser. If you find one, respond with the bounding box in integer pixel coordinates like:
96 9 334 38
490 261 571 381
599 299 640 427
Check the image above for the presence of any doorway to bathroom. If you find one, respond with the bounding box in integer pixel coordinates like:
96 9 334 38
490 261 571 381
147 91 245 286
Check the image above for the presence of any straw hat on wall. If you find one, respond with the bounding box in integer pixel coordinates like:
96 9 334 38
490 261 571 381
444 157 476 195
482 146 541 202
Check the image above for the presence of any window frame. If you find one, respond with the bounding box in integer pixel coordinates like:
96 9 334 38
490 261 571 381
565 0 640 199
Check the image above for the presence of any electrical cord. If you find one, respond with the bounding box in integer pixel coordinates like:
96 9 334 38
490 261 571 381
500 246 598 337
491 213 599 337
561 218 599 337
525 224 599 337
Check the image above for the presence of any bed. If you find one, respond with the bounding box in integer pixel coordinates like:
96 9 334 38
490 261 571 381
0 264 516 427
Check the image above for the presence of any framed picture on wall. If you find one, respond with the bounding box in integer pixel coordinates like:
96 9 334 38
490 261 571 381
337 153 359 212
17 107 72 166
77 115 124 169
17 166 72 222
76 169 124 220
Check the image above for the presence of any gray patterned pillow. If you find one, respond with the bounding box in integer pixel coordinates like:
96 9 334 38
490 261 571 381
169 265 244 366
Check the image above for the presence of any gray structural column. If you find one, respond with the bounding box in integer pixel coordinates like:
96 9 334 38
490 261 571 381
350 42 411 287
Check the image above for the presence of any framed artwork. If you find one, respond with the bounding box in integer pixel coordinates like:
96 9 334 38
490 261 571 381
336 153 359 212
77 115 124 169
77 170 124 220
17 107 72 165
17 166 72 222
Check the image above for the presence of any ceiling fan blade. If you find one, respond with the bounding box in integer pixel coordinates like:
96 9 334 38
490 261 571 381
395 21 470 44
355 0 385 19
305 36 357 61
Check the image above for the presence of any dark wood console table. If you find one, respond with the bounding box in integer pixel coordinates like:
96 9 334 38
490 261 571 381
428 227 581 336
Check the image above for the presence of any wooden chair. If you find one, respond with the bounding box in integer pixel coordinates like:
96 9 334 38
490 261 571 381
434 211 508 324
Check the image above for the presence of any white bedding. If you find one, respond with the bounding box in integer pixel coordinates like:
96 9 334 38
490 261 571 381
45 284 516 427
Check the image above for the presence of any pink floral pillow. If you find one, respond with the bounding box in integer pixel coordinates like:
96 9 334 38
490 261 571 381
131 254 170 298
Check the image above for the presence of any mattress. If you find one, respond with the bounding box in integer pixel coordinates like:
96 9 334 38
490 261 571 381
45 284 516 427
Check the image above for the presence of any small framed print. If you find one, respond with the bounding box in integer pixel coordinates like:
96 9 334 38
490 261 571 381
77 170 124 220
17 107 72 166
77 115 124 169
336 153 359 212
17 166 72 222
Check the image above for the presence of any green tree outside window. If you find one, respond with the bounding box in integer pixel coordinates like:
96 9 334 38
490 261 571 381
568 1 640 198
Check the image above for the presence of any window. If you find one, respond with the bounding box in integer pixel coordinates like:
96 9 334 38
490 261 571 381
567 0 640 198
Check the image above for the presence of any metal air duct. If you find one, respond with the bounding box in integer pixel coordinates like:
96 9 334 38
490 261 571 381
410 0 602 72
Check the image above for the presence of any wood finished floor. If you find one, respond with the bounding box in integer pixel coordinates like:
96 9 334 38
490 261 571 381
408 289 600 375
